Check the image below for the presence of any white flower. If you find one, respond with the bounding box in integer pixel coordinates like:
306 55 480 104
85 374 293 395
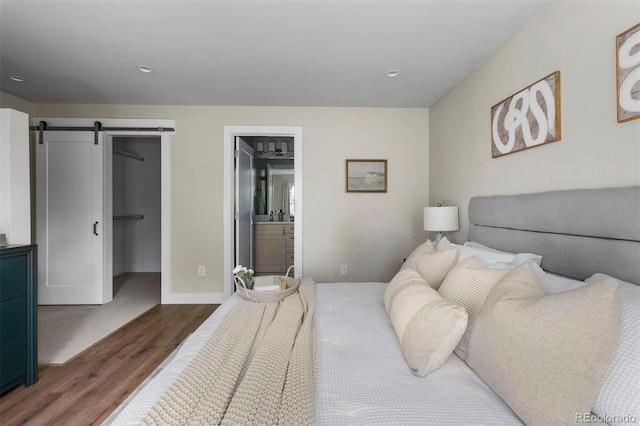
233 265 244 274
248 269 254 274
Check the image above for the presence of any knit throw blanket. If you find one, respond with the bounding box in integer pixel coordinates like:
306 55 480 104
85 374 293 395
141 278 316 426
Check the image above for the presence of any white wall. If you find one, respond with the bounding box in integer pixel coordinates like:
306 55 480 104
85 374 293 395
0 108 31 244
113 137 161 274
22 104 429 292
429 1 640 243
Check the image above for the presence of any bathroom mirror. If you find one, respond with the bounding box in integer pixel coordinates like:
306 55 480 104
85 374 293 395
267 166 294 217
253 158 294 219
246 136 295 220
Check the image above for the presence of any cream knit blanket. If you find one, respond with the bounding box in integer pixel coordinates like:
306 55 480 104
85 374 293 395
141 279 316 426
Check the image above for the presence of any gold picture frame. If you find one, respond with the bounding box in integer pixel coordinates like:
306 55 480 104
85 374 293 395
616 22 640 123
345 159 387 193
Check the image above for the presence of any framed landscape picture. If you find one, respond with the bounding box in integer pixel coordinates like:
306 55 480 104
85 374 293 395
345 159 387 193
616 22 640 123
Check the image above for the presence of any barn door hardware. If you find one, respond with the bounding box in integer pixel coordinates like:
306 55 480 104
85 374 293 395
31 121 175 144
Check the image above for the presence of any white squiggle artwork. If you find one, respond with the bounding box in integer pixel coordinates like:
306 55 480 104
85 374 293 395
616 23 640 123
491 72 561 158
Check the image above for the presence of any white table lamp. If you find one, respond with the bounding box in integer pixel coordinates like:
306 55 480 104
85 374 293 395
424 205 459 243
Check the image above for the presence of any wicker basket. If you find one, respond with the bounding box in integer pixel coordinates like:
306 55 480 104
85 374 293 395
235 266 298 303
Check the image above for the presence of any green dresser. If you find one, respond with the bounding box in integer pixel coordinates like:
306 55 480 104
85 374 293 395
0 244 37 394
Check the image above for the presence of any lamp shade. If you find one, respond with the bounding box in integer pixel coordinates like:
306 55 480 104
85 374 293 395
424 206 459 232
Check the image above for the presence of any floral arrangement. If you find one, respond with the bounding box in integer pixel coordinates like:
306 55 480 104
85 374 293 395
233 265 255 290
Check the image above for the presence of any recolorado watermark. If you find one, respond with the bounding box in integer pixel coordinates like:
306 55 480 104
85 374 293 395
576 413 638 424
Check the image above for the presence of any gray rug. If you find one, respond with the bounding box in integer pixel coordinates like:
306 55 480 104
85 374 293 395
38 273 161 364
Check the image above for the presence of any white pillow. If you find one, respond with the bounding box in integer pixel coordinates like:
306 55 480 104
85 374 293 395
437 237 515 268
464 241 542 266
436 236 454 250
439 237 545 269
529 262 588 293
457 245 515 268
389 283 468 377
585 273 639 426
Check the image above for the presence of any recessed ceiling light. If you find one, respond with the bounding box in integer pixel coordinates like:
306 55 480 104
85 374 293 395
8 74 25 83
385 69 400 78
137 65 154 74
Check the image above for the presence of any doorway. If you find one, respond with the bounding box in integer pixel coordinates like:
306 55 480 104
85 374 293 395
223 126 303 300
234 136 295 277
111 136 161 305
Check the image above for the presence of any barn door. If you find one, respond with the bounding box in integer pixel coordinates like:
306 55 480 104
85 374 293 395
36 131 105 304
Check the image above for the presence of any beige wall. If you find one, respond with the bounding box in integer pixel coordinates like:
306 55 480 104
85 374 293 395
24 103 429 293
429 1 640 243
0 92 35 117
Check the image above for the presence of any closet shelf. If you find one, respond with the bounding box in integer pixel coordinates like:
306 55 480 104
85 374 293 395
113 149 144 162
113 214 144 220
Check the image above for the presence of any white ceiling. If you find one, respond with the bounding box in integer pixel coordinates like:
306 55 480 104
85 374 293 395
0 0 547 108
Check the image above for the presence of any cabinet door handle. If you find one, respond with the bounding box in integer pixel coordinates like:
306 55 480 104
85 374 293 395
93 222 99 236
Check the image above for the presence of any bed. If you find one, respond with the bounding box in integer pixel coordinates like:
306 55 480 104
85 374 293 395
105 186 640 425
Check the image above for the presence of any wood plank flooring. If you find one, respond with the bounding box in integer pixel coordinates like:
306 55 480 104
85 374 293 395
0 303 218 426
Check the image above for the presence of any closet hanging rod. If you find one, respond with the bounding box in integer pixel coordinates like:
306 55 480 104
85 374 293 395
31 121 175 145
113 149 144 162
113 214 144 220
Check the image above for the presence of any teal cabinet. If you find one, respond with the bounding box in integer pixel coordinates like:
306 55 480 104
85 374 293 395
0 244 37 394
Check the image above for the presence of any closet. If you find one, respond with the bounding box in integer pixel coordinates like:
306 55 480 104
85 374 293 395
33 118 173 304
112 137 161 276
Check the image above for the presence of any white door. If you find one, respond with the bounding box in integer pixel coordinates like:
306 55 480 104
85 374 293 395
235 137 254 269
36 131 105 304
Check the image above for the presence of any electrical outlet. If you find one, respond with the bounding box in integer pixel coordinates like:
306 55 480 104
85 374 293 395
340 264 348 276
198 265 206 277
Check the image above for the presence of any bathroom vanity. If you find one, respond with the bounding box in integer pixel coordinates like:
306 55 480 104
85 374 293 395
253 222 294 275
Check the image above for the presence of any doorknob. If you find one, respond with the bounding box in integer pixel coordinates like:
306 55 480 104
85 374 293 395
93 222 99 236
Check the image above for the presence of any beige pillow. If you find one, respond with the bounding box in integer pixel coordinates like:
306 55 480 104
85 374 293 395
413 247 458 290
389 283 468 377
384 267 426 313
467 263 619 425
437 257 510 360
401 239 435 270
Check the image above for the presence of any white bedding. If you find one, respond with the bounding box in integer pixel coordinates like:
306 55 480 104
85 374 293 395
314 282 521 425
107 282 523 425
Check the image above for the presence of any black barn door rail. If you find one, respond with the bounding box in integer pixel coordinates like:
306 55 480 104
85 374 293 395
30 121 175 145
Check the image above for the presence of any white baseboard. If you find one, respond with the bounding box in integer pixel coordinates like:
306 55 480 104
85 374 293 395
161 291 224 304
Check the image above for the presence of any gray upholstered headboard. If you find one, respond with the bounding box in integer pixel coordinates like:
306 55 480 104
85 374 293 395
468 186 640 285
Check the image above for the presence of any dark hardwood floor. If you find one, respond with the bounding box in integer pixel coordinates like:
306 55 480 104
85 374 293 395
0 303 218 426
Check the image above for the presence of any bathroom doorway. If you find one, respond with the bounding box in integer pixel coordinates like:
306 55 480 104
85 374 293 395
223 126 303 300
235 136 295 277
